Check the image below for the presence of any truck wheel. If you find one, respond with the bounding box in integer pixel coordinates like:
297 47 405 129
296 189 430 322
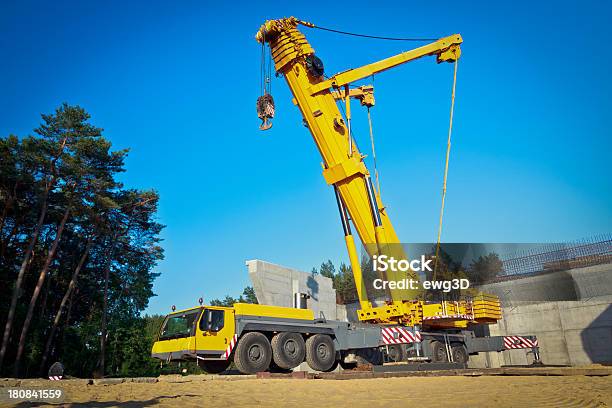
305 334 336 371
387 345 405 362
324 359 339 372
451 343 468 364
199 360 230 374
430 341 448 362
271 332 306 369
234 332 272 374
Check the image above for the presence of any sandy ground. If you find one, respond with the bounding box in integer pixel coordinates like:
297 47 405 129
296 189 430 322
2 374 612 408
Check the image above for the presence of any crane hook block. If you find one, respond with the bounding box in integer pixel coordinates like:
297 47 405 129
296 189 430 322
257 94 275 131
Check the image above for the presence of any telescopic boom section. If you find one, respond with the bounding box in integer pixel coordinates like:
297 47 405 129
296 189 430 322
256 18 463 324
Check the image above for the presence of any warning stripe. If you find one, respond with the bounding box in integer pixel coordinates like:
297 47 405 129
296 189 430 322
222 334 238 359
381 327 421 345
422 314 474 321
503 336 538 349
48 376 62 381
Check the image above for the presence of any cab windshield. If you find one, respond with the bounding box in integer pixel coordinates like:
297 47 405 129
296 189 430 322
159 309 201 340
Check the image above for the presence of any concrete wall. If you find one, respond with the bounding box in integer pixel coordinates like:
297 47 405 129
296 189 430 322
246 259 338 320
473 264 612 367
482 263 612 305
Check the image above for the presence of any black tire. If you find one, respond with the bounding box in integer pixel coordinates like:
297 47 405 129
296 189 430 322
451 343 469 364
233 332 272 374
387 345 405 362
324 359 339 373
430 340 448 362
199 359 230 374
305 334 336 372
271 332 306 369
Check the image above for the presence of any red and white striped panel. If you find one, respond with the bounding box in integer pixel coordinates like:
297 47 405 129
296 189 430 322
222 334 238 359
423 314 474 321
49 375 62 381
503 336 538 349
381 327 422 345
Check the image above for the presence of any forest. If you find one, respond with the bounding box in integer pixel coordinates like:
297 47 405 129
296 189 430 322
0 103 165 378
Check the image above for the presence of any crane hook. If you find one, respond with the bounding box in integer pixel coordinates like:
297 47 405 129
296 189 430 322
260 117 273 131
256 94 275 131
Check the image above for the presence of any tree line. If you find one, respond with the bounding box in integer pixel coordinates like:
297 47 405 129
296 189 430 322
209 286 258 307
312 248 503 303
0 104 164 378
311 255 386 303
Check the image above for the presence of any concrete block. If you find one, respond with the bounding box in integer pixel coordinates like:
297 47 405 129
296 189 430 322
569 264 612 299
501 302 564 334
576 327 612 364
247 259 338 320
501 349 529 366
558 300 612 330
481 263 612 366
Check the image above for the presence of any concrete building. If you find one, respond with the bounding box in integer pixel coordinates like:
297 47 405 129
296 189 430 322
473 263 612 367
247 259 339 320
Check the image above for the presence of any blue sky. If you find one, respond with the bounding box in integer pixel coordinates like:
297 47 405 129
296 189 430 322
1 1 610 315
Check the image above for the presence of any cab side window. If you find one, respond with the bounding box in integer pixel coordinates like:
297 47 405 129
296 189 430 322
199 309 224 332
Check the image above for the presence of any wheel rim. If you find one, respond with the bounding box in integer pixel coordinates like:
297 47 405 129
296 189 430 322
317 343 329 360
436 345 447 361
284 339 297 357
453 348 465 363
248 344 262 362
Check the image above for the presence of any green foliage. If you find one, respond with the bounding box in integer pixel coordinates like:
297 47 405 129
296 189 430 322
334 263 358 303
468 253 503 285
311 259 355 303
241 286 258 304
311 255 389 304
319 260 335 278
210 286 258 307
107 315 163 377
0 104 164 378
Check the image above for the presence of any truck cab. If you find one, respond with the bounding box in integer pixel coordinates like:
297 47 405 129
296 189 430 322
151 306 236 372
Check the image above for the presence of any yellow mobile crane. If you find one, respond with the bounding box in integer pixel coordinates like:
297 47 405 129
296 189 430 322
151 18 540 374
254 17 499 328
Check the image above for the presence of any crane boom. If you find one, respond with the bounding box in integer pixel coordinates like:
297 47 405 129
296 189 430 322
256 18 498 326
